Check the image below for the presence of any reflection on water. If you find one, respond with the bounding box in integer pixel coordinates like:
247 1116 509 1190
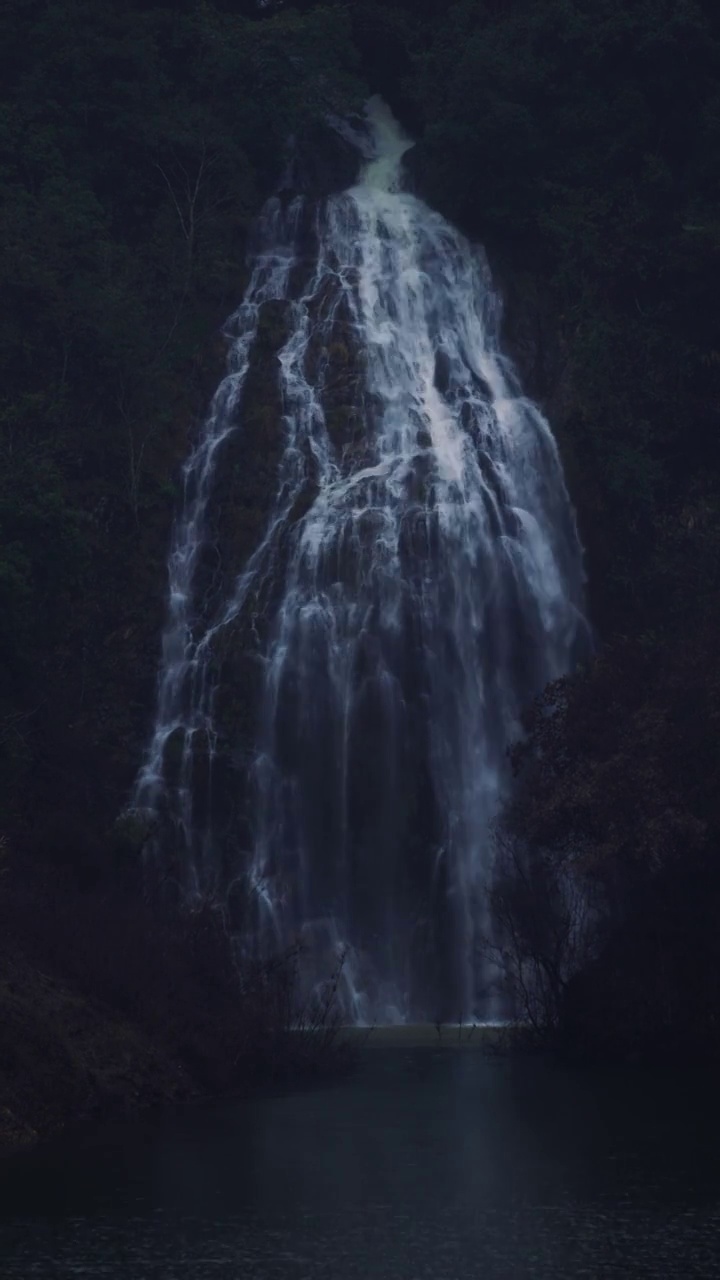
1 1050 719 1277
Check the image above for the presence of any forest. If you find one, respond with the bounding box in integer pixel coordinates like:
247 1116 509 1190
2 0 720 1145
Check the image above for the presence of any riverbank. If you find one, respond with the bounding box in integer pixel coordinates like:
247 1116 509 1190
0 999 513 1156
0 947 199 1157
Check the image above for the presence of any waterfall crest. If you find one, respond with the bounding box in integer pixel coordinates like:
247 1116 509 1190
134 97 587 1023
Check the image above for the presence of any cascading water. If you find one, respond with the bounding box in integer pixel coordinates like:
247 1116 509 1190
134 98 588 1023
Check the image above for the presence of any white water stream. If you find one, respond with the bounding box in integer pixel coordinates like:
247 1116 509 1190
134 98 587 1022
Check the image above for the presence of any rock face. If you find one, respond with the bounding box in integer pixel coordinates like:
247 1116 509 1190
135 100 586 1024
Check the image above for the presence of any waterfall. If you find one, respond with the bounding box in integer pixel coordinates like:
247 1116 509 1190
134 97 587 1024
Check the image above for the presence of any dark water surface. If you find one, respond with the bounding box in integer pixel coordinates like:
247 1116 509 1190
1 1048 719 1278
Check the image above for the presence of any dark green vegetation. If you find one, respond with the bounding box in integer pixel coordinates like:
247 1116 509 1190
1 0 719 1130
